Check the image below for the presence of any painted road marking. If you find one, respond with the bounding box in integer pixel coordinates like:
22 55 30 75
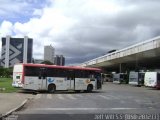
98 95 110 100
75 94 83 97
33 107 139 111
35 94 42 99
67 94 77 100
57 94 65 100
105 95 120 99
47 94 52 99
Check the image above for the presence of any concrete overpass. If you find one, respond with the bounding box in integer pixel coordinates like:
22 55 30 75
80 36 160 72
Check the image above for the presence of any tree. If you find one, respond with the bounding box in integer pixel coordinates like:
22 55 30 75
0 67 13 78
0 67 3 77
41 60 54 65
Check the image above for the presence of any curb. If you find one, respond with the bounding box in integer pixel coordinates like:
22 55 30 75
1 98 29 119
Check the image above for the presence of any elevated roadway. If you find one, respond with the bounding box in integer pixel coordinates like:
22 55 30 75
80 36 160 72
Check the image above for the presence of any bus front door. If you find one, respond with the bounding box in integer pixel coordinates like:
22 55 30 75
38 68 47 90
67 70 75 90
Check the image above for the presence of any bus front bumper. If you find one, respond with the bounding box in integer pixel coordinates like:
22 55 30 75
12 83 23 88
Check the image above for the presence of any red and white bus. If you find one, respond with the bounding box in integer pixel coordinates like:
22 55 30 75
12 63 102 92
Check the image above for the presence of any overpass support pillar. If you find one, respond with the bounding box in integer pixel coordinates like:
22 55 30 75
119 63 127 73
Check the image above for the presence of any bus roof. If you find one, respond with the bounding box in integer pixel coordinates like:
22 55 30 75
16 63 101 71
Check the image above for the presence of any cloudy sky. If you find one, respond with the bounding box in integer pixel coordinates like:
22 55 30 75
0 0 160 65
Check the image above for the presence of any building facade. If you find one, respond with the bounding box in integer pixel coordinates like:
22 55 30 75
54 55 65 66
44 45 55 63
1 36 33 68
0 59 1 67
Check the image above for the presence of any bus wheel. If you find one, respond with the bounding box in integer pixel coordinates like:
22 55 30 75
137 85 141 87
87 84 93 92
48 84 56 93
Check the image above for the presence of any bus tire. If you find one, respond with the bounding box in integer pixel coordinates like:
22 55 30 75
87 84 93 92
48 84 56 93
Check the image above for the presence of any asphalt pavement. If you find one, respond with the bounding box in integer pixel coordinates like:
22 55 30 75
0 93 34 119
3 83 160 120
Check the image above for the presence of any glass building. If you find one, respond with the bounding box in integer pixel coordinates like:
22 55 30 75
1 36 33 68
54 55 65 66
44 45 55 64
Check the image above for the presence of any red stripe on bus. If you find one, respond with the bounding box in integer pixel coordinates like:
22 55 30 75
22 64 25 84
22 63 101 71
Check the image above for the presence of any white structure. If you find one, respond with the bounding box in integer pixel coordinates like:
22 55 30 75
129 71 145 86
144 72 160 88
44 45 55 63
80 36 160 68
1 35 33 68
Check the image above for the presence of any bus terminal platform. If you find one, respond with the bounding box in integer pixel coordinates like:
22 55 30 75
0 93 33 118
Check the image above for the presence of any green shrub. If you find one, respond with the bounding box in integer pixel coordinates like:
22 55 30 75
0 67 13 78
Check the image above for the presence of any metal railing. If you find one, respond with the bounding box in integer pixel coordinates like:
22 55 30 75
80 36 160 67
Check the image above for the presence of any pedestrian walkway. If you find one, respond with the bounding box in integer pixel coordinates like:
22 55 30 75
33 93 124 101
0 93 33 116
33 93 155 106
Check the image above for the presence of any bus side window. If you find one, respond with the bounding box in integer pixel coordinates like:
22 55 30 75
59 69 67 78
75 70 80 78
16 76 20 79
89 71 95 79
42 71 46 79
71 72 75 80
157 73 160 81
65 69 69 79
90 74 94 79
38 71 42 79
74 70 89 78
47 68 60 77
69 70 75 80
25 67 39 77
85 71 90 78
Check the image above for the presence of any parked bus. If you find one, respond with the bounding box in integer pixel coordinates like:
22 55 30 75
144 72 160 89
101 73 113 82
129 71 145 86
113 73 128 84
12 64 102 92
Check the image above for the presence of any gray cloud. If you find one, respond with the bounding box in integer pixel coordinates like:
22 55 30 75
1 0 160 65
57 0 160 64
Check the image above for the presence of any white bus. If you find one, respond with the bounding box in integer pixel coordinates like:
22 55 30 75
101 73 113 82
129 72 145 86
144 72 160 89
12 64 102 92
113 73 127 84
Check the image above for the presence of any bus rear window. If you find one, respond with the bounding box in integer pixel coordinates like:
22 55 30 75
16 76 20 79
157 73 160 81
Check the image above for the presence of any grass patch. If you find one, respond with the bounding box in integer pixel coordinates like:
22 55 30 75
0 78 20 93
